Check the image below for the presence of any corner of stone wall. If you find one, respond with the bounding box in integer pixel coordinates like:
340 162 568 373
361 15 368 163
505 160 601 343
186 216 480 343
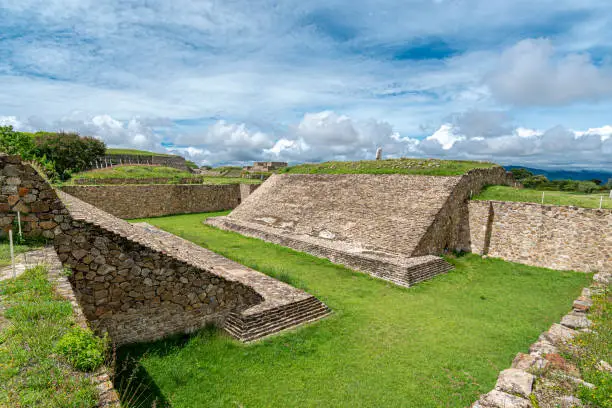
412 166 515 256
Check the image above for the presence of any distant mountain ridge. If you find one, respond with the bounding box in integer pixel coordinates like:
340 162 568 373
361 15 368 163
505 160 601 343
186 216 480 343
504 166 612 182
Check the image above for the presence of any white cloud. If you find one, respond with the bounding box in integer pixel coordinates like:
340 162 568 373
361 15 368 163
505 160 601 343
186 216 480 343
487 38 612 106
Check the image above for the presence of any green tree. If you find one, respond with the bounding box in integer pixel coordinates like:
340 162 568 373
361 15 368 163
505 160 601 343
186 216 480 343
33 132 106 180
0 126 36 159
510 168 533 180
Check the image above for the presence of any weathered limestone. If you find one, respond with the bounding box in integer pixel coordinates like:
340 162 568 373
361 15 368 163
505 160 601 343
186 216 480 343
61 183 259 219
469 200 611 273
495 369 535 398
55 192 330 344
0 154 68 238
208 167 512 287
0 155 329 345
474 390 532 408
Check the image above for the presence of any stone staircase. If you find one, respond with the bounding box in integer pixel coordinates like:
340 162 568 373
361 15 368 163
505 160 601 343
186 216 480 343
224 296 331 342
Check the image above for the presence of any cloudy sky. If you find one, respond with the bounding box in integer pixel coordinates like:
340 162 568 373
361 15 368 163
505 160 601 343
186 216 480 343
1 0 612 168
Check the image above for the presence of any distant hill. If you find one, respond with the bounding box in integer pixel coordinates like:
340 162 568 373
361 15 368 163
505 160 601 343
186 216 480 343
505 166 612 182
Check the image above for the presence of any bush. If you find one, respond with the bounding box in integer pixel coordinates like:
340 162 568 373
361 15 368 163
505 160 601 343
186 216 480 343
55 327 107 371
0 126 36 159
33 132 106 180
576 181 598 194
510 168 533 180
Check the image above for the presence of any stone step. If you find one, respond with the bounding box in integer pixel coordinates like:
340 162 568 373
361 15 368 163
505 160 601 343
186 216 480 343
225 307 331 342
225 302 330 334
234 297 325 324
223 301 330 341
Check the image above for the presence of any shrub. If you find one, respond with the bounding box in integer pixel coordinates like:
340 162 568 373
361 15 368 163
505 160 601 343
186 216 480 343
0 125 36 159
33 132 106 180
576 181 598 194
510 168 533 180
55 327 107 371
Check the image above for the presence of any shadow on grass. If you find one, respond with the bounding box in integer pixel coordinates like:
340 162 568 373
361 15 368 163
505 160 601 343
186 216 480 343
114 328 211 408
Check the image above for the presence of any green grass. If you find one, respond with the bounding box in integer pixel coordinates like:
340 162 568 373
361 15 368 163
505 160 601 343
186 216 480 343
66 166 261 185
0 266 98 407
117 212 591 408
281 158 497 176
106 148 174 157
0 238 46 267
475 185 612 209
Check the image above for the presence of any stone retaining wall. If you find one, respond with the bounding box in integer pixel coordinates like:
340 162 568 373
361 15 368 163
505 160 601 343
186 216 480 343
469 201 611 273
61 184 258 219
95 154 191 172
0 155 68 238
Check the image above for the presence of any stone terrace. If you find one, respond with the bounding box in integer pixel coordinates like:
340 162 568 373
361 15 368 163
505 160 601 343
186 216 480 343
208 173 461 286
58 192 330 344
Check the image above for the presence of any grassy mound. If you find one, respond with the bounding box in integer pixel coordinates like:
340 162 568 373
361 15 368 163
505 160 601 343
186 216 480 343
67 166 261 185
474 185 612 209
106 148 174 157
116 212 590 408
281 158 497 176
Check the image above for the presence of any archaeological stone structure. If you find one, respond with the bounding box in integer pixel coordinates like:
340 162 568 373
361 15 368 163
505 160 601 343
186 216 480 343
208 167 514 287
61 183 259 219
469 200 611 273
0 154 329 345
93 153 192 172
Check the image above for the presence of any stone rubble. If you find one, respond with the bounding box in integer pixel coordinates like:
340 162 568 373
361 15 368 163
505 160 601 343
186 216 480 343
471 272 608 408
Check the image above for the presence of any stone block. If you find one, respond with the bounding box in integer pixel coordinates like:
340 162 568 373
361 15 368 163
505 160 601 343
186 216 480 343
477 390 532 408
494 369 534 398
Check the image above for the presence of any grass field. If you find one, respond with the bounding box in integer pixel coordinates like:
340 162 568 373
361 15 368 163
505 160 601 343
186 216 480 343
281 158 497 176
475 185 612 209
106 148 174 157
67 166 261 185
0 266 99 407
0 239 45 267
116 212 590 408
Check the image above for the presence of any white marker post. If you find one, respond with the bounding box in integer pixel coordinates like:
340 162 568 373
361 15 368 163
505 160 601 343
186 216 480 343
541 191 545 205
9 229 16 279
17 211 22 240
600 196 604 210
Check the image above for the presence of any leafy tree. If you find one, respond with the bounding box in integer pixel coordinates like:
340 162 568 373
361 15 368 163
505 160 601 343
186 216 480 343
33 132 106 180
576 181 598 194
510 168 533 180
521 175 549 189
0 126 36 159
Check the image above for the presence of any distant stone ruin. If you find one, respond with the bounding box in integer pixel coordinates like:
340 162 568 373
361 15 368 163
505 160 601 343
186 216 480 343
243 161 288 172
91 153 192 172
208 168 513 287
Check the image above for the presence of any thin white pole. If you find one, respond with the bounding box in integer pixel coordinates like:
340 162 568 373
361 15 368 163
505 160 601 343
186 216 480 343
600 196 603 209
9 229 16 279
541 191 545 205
17 211 22 240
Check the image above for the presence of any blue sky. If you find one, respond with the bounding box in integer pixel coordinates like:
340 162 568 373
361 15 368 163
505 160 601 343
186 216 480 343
1 0 612 168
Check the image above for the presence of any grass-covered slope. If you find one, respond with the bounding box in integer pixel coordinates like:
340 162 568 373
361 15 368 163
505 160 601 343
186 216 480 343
475 185 612 209
281 158 497 176
67 165 260 185
105 148 174 157
117 212 590 408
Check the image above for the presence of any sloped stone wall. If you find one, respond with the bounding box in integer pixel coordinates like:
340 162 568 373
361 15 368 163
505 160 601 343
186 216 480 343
61 184 245 219
96 154 191 172
0 154 69 238
55 221 262 345
413 167 514 255
469 200 611 273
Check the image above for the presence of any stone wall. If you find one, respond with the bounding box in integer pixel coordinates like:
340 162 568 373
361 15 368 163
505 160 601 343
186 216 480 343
413 167 514 255
469 200 611 273
0 156 329 345
0 154 68 238
61 184 249 219
56 219 262 345
95 154 191 172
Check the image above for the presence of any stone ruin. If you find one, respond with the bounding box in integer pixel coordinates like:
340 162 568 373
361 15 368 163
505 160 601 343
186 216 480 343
0 154 330 344
208 168 514 287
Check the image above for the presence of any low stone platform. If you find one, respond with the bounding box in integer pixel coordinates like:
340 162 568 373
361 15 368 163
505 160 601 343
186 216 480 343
59 191 330 343
207 216 453 288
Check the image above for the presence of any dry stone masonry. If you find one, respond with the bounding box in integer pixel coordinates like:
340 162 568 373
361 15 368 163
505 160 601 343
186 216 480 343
469 200 611 273
94 154 192 172
208 167 513 287
0 154 329 345
472 271 611 408
61 183 259 219
0 155 68 238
